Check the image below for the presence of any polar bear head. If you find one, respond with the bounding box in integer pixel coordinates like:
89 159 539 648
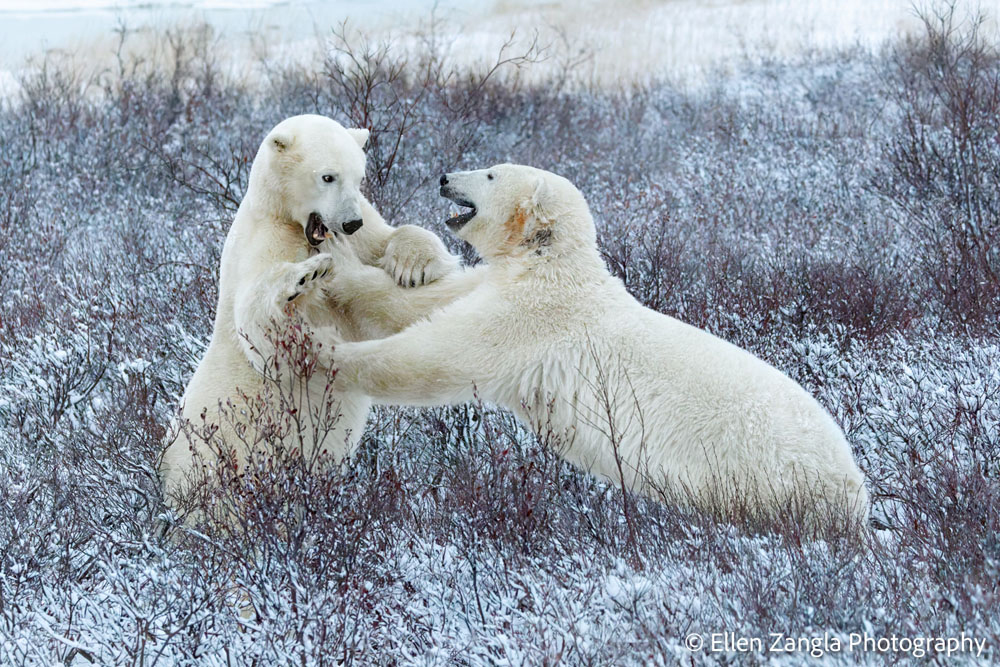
439 164 596 261
248 114 371 246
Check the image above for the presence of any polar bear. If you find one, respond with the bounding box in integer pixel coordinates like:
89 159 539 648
320 163 869 528
159 114 458 508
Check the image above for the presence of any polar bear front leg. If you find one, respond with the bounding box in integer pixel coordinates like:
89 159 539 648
233 254 335 373
380 225 460 287
329 324 481 407
323 259 488 338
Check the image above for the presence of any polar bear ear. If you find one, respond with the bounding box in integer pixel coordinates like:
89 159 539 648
529 176 550 215
270 132 294 153
346 128 370 149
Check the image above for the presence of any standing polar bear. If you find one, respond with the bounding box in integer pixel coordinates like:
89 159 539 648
159 115 458 507
322 164 869 527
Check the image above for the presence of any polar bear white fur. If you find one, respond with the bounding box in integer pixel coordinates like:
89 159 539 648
159 114 458 507
322 163 869 528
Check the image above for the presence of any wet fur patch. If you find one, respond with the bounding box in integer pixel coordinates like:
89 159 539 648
504 208 528 247
504 207 554 255
523 228 553 248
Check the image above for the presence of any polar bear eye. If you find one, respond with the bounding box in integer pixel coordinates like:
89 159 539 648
322 174 336 184
487 173 494 181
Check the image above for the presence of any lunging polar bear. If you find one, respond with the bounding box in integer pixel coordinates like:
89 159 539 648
159 115 458 507
323 163 869 527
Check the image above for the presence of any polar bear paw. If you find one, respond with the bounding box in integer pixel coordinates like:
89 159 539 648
283 254 335 304
380 225 459 288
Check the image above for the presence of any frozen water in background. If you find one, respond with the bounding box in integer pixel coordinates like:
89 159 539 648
0 0 473 99
0 0 442 63
0 0 968 96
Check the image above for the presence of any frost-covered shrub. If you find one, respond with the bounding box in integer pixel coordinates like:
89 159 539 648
876 4 1000 330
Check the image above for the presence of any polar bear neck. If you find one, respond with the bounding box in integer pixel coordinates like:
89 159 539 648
224 196 312 283
241 179 296 230
491 203 606 279
493 236 610 293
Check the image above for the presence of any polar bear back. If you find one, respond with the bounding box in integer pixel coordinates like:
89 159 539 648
496 276 867 520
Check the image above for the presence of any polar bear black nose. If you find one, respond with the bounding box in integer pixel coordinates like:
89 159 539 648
342 218 363 235
439 174 448 186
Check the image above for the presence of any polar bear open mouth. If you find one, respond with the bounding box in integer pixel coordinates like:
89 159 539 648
306 212 335 246
442 196 477 231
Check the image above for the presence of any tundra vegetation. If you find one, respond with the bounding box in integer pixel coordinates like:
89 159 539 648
0 5 998 665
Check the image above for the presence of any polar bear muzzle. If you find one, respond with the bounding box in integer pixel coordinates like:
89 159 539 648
306 212 363 246
439 178 477 230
